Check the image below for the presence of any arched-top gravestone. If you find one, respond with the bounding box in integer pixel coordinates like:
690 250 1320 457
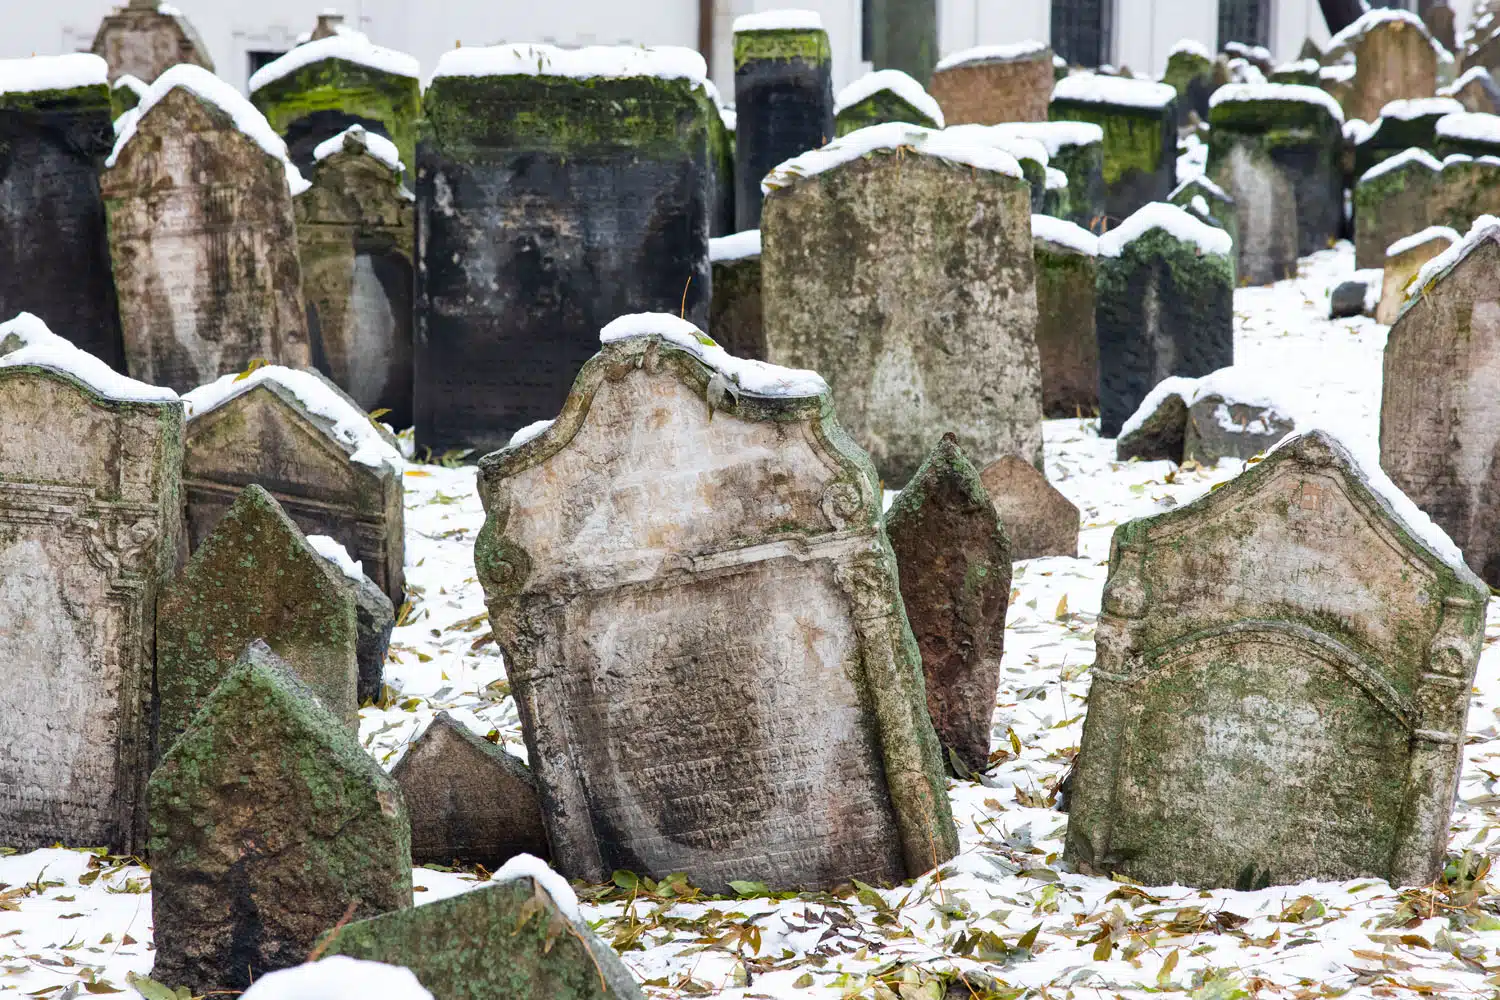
90 0 214 83
833 69 942 136
1050 74 1177 226
1333 9 1442 125
1067 430 1486 889
474 314 957 892
0 315 181 856
929 41 1054 126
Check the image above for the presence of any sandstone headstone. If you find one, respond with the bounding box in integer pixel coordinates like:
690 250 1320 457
90 0 213 84
0 318 181 854
1162 41 1216 128
1168 175 1239 249
392 712 549 868
762 123 1043 483
309 534 395 706
865 0 938 83
978 454 1080 560
1031 214 1099 418
995 121 1106 229
1353 97 1464 179
1066 430 1486 888
709 230 764 360
1439 67 1500 115
929 42 1053 126
1354 149 1500 268
1050 75 1177 225
1421 0 1457 55
149 641 411 995
1338 10 1441 124
833 69 942 136
417 45 714 454
1378 224 1457 324
474 314 958 891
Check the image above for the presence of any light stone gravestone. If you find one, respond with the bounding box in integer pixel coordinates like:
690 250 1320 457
1355 150 1500 270
1066 430 1486 888
0 316 181 855
978 454 1080 560
761 123 1043 484
90 0 214 83
709 230 764 361
928 42 1054 126
309 534 395 706
1378 225 1457 324
474 314 958 892
1335 10 1441 124
149 641 411 995
1031 214 1099 418
833 69 942 136
1049 75 1177 226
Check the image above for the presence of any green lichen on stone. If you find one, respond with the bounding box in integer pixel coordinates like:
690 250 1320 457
1096 226 1235 302
1168 177 1239 248
1207 97 1335 135
834 90 939 136
0 83 111 116
252 57 422 173
1161 50 1212 100
1050 100 1167 187
733 28 832 70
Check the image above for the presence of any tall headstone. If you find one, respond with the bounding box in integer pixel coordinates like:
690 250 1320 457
1096 203 1235 438
833 69 942 136
1050 75 1178 225
866 0 938 83
417 45 715 454
295 126 415 429
1066 430 1486 888
1336 9 1441 124
709 230 764 360
733 11 834 231
1161 40 1217 127
149 642 411 995
101 66 311 393
0 318 181 855
928 42 1054 126
1377 224 1456 324
978 454 1080 560
474 315 958 891
761 123 1043 484
994 121 1106 229
1031 214 1099 417
90 0 214 84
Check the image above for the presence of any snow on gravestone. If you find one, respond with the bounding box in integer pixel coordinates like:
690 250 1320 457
149 642 411 996
1335 9 1441 125
709 230 764 361
308 534 395 706
417 45 715 455
928 42 1054 127
89 0 214 84
1433 110 1500 159
833 69 942 137
977 454 1080 560
1095 203 1235 439
473 315 958 891
1378 224 1457 324
1353 98 1463 180
1440 67 1500 114
1116 369 1297 464
1031 214 1099 418
993 120 1106 230
1354 151 1500 269
1168 175 1238 250
1048 74 1177 226
154 485 359 760
733 11 834 231
180 365 406 603
0 55 126 372
1066 430 1486 889
101 66 310 394
240 957 432 1000
761 124 1043 484
1161 41 1215 128
0 316 180 855
295 126 415 430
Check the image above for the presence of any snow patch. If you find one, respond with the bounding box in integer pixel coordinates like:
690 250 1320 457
1321 64 1356 84
313 125 403 172
1272 58 1320 77
599 313 828 398
834 69 944 127
709 229 761 262
1209 82 1345 123
430 44 707 90
1168 38 1212 61
0 53 107 96
732 9 823 33
494 854 582 922
1052 73 1176 109
1032 214 1098 256
1097 202 1233 259
240 957 433 1000
1386 225 1459 258
308 535 364 581
1375 96 1464 121
1329 8 1432 50
1045 165 1067 190
762 122 1022 194
507 419 555 449
0 313 177 403
934 41 1049 71
1440 65 1495 97
1436 110 1500 144
1170 174 1232 203
990 120 1103 156
247 34 419 94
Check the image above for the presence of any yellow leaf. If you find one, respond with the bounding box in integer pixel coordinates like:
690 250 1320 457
404 469 431 478
1055 594 1069 619
232 358 269 381
1158 947 1179 984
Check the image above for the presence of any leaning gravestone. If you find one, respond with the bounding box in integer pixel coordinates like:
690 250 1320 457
1161 40 1216 127
833 69 942 136
762 123 1043 484
978 455 1080 560
474 314 958 891
1336 9 1441 125
418 44 715 454
1377 225 1457 324
928 42 1054 126
308 534 395 705
886 434 1011 775
102 65 311 393
1066 430 1486 888
1031 214 1099 417
90 0 214 83
392 712 550 868
1096 203 1235 437
0 316 181 855
1049 74 1177 225
149 641 411 995
709 230 764 360
295 125 416 429
993 121 1106 229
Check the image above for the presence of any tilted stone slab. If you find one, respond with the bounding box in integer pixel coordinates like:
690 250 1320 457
474 316 957 891
929 43 1053 126
1050 76 1177 225
709 231 764 361
90 0 213 83
1031 215 1099 418
978 454 1080 560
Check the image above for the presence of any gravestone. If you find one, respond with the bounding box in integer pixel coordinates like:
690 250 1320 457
155 485 359 758
1440 67 1500 114
1096 203 1235 437
90 0 214 83
474 315 958 891
295 125 416 429
241 958 433 1000
1168 174 1238 248
0 55 125 371
181 365 406 602
705 81 736 236
1066 430 1486 888
102 66 310 393
1353 98 1464 179
1115 376 1194 462
1423 0 1457 52
928 42 1053 126
1433 110 1500 158
994 121 1106 229
978 455 1080 560
1031 214 1099 417
733 11 834 231
1050 75 1177 225
1269 59 1321 86
0 319 181 855
833 69 942 136
1182 369 1298 463
309 534 395 705
762 124 1043 484
1378 225 1457 324
1162 41 1216 127
1330 277 1375 317
417 45 715 454
1337 10 1440 123
886 434 1011 775
1354 148 1442 268
392 712 549 868
149 641 411 995
709 230 764 360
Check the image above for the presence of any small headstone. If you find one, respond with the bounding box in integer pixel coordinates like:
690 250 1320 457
978 454 1080 560
994 121 1106 229
1049 74 1178 225
1066 430 1486 888
149 641 411 995
928 42 1054 126
1181 368 1298 463
1161 40 1216 127
1115 376 1194 462
1168 174 1238 246
709 230 764 361
1432 110 1500 159
1377 225 1458 324
309 534 395 706
391 712 549 868
834 69 941 135
1353 97 1464 179
1268 58 1321 86
474 314 958 891
90 0 214 83
1031 214 1099 417
1439 66 1500 114
1339 10 1441 124
886 435 1011 775
241 957 433 1000
1330 277 1374 317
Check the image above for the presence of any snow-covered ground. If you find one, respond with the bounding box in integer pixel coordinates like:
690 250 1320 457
8 245 1500 998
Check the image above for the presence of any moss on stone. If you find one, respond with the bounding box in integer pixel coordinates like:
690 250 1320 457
1162 50 1212 100
733 28 832 70
1050 100 1168 187
252 57 422 173
0 83 111 116
835 90 939 136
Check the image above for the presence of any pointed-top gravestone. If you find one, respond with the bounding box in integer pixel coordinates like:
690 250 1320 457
90 0 214 83
475 313 957 892
155 484 359 759
392 712 549 868
978 454 1080 560
886 434 1011 775
1031 214 1099 418
1049 75 1178 225
833 69 942 136
149 641 411 995
1067 430 1486 888
709 230 764 361
929 41 1054 126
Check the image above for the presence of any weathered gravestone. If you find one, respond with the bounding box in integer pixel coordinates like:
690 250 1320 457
1168 175 1239 247
1440 66 1500 114
761 123 1043 484
474 314 958 891
886 434 1011 775
295 125 415 429
1353 97 1464 179
1096 203 1235 438
928 42 1054 126
733 11 834 231
241 957 433 1000
1423 0 1458 52
1050 75 1177 225
322 861 641 1000
1432 110 1500 159
994 120 1105 229
1378 224 1457 324
1161 40 1216 128
392 712 549 868
90 0 214 84
833 69 942 136
1181 367 1299 463
1332 9 1441 124
308 534 394 706
978 454 1080 560
705 82 736 236
709 230 764 360
1066 430 1486 888
1354 150 1500 268
418 44 715 454
1031 214 1099 417
1330 276 1376 318
101 66 310 393
155 485 359 758
1269 58 1321 87
1115 375 1195 462
0 316 181 855
181 365 406 602
149 641 411 995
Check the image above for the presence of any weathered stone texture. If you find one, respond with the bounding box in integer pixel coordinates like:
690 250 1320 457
733 26 834 231
1345 17 1439 123
834 72 940 136
1115 388 1189 462
1050 92 1177 225
1377 227 1455 324
1355 154 1500 269
1168 175 1239 249
1444 70 1500 114
312 542 395 705
929 48 1053 126
1353 103 1459 181
149 642 411 995
90 0 214 83
475 326 958 892
978 454 1080 560
709 247 764 361
1066 431 1486 888
1033 222 1099 418
1184 394 1296 463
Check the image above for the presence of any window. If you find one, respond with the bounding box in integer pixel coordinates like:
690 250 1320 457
1218 0 1271 48
1051 0 1113 68
247 50 286 77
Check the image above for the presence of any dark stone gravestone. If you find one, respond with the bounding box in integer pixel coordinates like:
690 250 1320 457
1049 75 1177 225
709 230 764 360
308 533 395 705
1031 214 1099 418
1353 97 1463 179
834 69 942 135
994 121 1106 230
1161 40 1216 127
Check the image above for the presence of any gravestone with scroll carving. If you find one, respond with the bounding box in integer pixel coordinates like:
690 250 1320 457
1066 430 1486 888
475 314 958 892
